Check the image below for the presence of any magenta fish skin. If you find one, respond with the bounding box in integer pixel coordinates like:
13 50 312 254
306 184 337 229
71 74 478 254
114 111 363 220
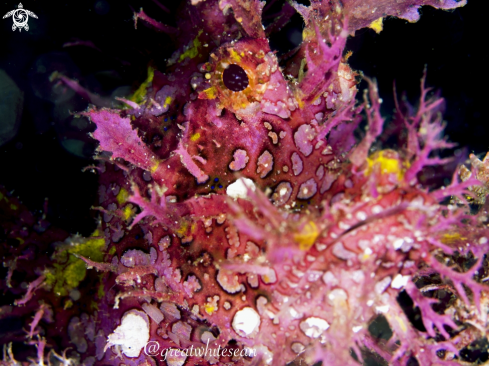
2 0 489 365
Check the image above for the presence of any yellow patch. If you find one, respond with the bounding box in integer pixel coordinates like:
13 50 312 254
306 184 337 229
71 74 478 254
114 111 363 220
294 221 319 251
179 30 203 62
10 204 18 210
150 161 159 174
123 204 136 221
204 304 216 315
366 150 405 180
302 27 315 42
396 315 407 332
176 221 189 237
163 96 172 108
298 58 307 83
369 18 383 34
190 132 201 142
130 66 155 104
440 233 467 244
203 87 217 99
45 230 106 297
229 49 242 63
116 188 130 205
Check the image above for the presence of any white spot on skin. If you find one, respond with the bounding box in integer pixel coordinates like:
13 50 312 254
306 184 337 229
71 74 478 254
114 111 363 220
183 275 201 298
351 270 365 283
201 331 216 344
300 317 329 338
261 268 277 284
316 165 325 179
306 270 323 282
316 242 327 251
480 237 488 244
247 273 259 288
272 182 292 206
297 178 318 199
106 310 149 358
291 152 303 175
375 277 392 294
376 305 389 313
322 145 333 155
332 242 356 260
257 150 274 178
401 237 414 252
352 326 363 333
121 249 151 268
217 269 244 293
261 100 291 119
291 342 305 354
355 211 367 221
226 178 256 199
166 348 187 366
372 205 383 214
289 307 303 319
268 131 278 144
294 124 316 156
322 271 338 286
254 345 273 365
393 238 404 250
229 149 249 171
328 288 348 305
232 307 261 338
320 172 338 193
391 274 410 289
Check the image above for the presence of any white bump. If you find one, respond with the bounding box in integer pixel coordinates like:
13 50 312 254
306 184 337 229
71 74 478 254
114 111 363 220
322 271 338 286
376 305 389 314
393 238 404 250
300 317 329 338
372 205 382 214
106 310 149 358
232 307 260 338
226 178 256 199
291 342 305 354
355 211 367 221
391 274 410 289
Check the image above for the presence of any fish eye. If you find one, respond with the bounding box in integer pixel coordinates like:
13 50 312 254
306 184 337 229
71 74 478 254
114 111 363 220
222 64 249 92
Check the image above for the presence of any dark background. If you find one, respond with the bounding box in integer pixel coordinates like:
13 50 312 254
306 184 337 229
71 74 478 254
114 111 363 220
0 0 486 236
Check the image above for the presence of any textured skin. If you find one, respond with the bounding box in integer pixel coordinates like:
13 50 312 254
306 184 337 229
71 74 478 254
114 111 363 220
1 0 488 365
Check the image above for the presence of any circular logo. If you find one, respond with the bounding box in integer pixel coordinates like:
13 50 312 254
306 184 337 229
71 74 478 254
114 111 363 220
12 9 28 28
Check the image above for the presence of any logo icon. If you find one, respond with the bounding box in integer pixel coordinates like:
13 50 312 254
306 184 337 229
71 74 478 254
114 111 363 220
3 3 37 32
